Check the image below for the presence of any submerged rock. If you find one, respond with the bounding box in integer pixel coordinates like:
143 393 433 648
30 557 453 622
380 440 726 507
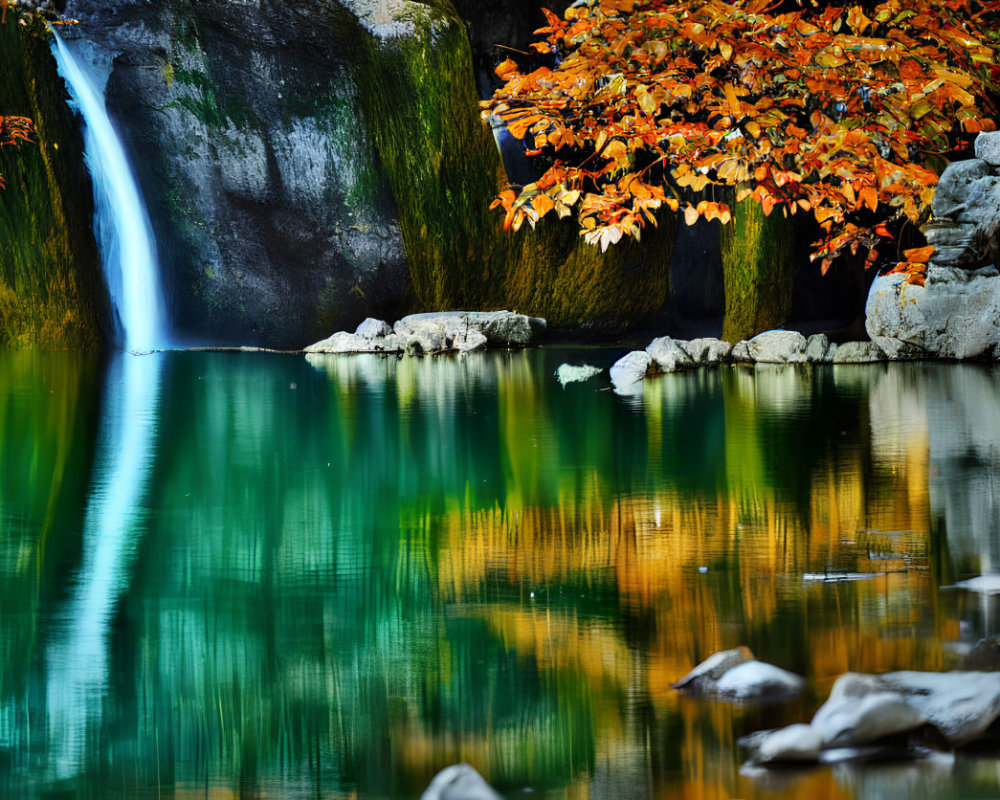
555 364 603 386
672 647 805 702
422 764 502 800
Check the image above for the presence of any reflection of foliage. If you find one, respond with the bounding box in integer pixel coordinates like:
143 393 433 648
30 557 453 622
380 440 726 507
485 0 1000 278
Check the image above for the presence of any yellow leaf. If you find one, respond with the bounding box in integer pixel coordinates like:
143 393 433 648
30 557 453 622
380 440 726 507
683 205 698 226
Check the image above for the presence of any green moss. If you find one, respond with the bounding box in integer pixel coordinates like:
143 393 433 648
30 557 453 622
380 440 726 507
356 0 676 329
718 199 795 343
0 18 107 348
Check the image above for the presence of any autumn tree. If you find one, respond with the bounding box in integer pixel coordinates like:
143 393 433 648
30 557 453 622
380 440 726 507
483 0 1000 294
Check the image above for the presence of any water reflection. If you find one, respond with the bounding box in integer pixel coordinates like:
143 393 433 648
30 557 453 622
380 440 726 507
1 351 1000 798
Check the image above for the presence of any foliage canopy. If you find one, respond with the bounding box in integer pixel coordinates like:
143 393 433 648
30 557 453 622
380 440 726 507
483 0 1000 278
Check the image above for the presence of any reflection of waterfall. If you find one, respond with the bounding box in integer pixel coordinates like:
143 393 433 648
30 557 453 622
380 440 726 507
50 32 168 352
45 354 163 778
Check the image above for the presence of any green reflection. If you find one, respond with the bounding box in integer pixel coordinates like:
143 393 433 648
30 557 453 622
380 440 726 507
2 352 1000 800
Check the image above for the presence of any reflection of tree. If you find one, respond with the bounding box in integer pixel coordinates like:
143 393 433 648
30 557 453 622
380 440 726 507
0 352 99 699
3 353 993 799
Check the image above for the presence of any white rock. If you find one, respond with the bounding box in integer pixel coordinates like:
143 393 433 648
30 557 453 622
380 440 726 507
811 673 925 746
355 317 393 338
975 131 1000 167
730 340 752 362
805 333 832 362
881 670 1000 745
671 646 754 690
746 331 808 363
422 764 502 800
866 266 1000 359
304 331 372 353
610 351 652 395
646 336 694 372
714 660 807 701
395 311 545 347
453 328 488 353
831 341 885 363
742 724 822 764
683 337 732 364
555 363 602 386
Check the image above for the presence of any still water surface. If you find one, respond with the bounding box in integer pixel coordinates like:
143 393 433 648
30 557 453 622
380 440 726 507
2 348 1000 799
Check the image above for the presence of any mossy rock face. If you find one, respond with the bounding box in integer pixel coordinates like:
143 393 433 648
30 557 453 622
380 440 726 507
67 0 411 348
0 18 107 349
359 0 676 331
719 199 796 343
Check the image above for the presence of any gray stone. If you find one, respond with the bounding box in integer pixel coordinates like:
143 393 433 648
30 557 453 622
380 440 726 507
355 317 393 338
646 336 694 372
741 724 822 765
831 341 885 363
672 646 754 690
881 670 1000 745
422 763 502 800
931 159 993 217
402 321 447 355
555 364 603 386
810 673 925 747
610 351 653 395
746 331 808 363
804 333 832 362
714 660 807 701
395 311 545 347
730 340 752 362
866 266 1000 359
975 131 1000 167
683 337 733 364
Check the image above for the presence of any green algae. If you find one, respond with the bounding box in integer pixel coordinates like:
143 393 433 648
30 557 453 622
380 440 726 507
719 198 795 343
357 0 676 330
0 19 107 348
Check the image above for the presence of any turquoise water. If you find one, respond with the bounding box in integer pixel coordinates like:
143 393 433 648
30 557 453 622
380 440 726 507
2 348 1000 798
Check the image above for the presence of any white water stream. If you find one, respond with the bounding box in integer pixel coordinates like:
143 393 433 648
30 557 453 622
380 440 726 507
51 31 168 351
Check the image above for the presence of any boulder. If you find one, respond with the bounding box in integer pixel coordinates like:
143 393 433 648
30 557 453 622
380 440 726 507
804 333 832 362
831 341 885 363
555 364 602 386
610 351 653 395
304 331 399 354
880 670 1000 745
866 266 1000 359
975 131 1000 167
646 336 694 372
672 647 805 702
422 764 502 800
672 646 754 690
730 340 752 362
714 660 807 701
810 673 925 747
394 311 545 347
740 724 823 765
355 317 393 338
683 337 733 364
746 331 808 363
453 327 488 353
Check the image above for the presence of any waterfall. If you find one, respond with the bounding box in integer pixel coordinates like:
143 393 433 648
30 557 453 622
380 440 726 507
50 31 168 352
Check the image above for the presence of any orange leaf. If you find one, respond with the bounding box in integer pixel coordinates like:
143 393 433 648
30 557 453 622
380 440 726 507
904 245 935 262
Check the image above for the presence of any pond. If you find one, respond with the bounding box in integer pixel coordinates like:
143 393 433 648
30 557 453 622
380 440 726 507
2 348 1000 799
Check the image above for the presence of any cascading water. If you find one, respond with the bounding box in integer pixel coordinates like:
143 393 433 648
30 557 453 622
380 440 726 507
50 31 168 352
